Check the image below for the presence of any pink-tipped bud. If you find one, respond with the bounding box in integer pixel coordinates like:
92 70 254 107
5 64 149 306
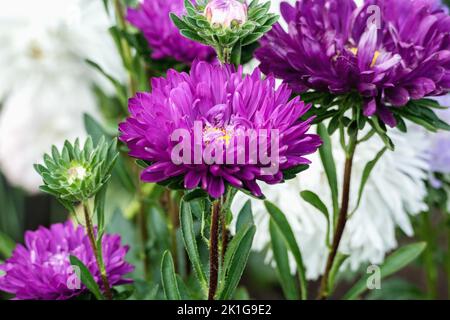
204 0 247 29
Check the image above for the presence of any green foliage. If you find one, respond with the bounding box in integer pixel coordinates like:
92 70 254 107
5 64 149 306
269 219 299 300
69 255 105 300
217 207 256 300
393 99 450 132
344 242 426 300
265 201 307 300
180 199 209 295
161 251 182 300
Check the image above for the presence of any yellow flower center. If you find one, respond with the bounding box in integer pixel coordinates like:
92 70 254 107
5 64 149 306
350 47 380 67
203 126 232 146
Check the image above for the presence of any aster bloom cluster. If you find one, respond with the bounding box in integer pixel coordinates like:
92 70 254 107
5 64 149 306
127 0 215 64
256 0 450 127
119 60 322 198
2 0 450 303
0 221 133 300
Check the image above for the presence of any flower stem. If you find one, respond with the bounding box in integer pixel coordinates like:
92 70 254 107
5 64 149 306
317 130 358 300
420 210 438 299
83 203 113 300
208 200 220 300
446 213 450 299
113 0 137 96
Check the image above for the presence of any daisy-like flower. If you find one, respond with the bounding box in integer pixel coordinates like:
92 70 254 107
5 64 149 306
127 0 215 64
232 126 431 279
0 221 134 300
255 0 450 127
119 60 322 198
0 0 123 193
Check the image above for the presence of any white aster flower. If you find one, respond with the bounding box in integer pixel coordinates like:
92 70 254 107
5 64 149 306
232 127 431 280
0 0 123 193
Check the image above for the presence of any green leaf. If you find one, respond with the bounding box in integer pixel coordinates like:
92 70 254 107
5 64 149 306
217 224 256 300
85 59 127 106
264 201 307 300
269 220 299 300
83 114 111 145
344 242 427 300
179 199 208 293
241 32 264 46
161 251 181 300
282 164 309 181
317 123 339 220
236 200 253 232
369 118 395 150
170 13 190 30
350 147 387 215
0 231 15 259
69 255 104 300
183 189 209 202
328 253 349 295
180 29 208 44
300 190 330 246
94 185 107 235
300 190 329 219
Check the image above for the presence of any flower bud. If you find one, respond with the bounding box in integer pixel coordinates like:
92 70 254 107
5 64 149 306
204 0 248 29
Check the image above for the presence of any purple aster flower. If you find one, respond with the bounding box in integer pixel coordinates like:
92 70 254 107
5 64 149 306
119 60 322 198
255 0 450 127
127 0 216 64
0 221 134 300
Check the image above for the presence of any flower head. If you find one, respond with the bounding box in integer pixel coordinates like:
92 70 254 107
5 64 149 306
127 0 215 64
119 60 321 198
0 221 134 300
34 137 118 205
204 0 248 29
256 0 450 127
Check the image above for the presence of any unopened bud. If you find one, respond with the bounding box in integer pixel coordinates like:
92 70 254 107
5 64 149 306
204 0 247 29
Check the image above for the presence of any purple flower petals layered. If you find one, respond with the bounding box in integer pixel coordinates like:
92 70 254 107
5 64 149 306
119 60 322 198
0 221 134 300
256 0 450 127
127 0 215 64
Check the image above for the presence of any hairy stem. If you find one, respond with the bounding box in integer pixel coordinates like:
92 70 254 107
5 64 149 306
317 132 358 300
83 203 113 300
221 207 228 264
208 201 220 300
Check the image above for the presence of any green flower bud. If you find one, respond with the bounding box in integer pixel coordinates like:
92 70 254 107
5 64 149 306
34 137 118 208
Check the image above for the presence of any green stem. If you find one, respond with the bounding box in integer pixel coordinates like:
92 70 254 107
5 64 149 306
83 203 113 300
447 213 450 299
317 129 358 300
208 200 220 300
421 210 438 299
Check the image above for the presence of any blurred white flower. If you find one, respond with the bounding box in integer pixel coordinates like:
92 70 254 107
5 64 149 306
232 127 431 279
0 0 123 193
